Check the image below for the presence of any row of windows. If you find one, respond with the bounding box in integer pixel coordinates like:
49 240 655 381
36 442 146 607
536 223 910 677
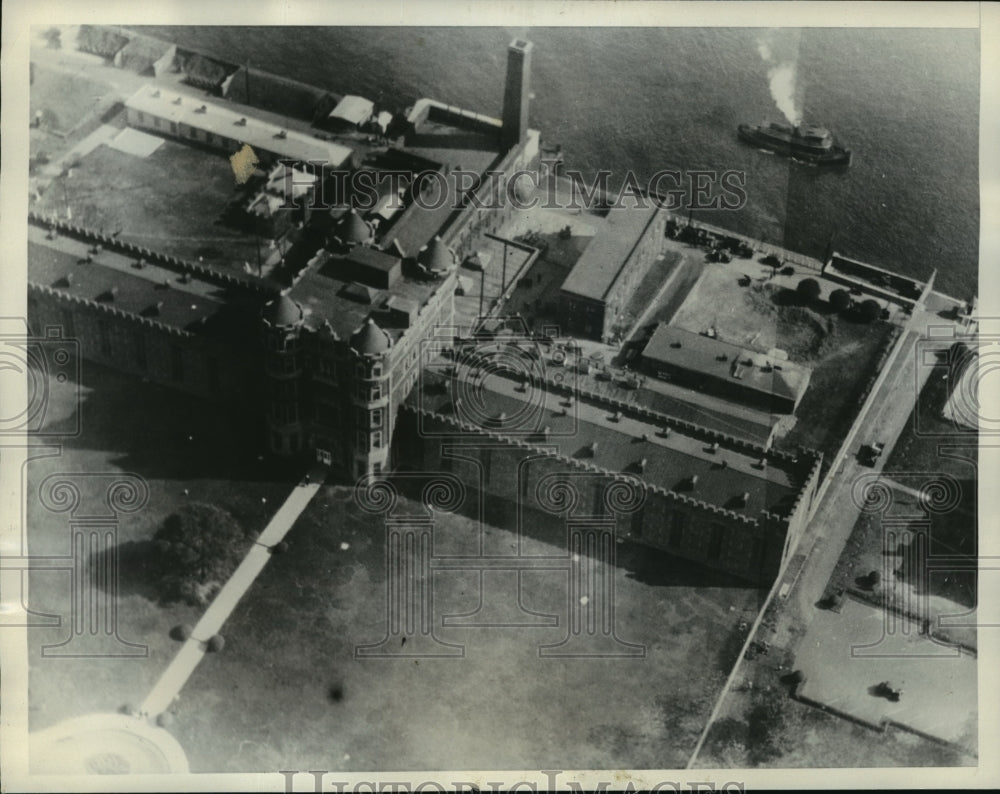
356 430 384 450
92 314 220 388
135 111 240 151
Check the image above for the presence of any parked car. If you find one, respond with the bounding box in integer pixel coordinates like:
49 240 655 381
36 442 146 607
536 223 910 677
859 441 885 466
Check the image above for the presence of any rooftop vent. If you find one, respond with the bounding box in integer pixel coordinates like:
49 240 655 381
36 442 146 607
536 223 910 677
739 491 750 507
588 441 599 456
638 457 648 472
497 412 507 424
689 474 699 489
542 426 551 437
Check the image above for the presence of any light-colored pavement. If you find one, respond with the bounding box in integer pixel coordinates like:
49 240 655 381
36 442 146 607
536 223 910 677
140 466 327 717
688 305 976 765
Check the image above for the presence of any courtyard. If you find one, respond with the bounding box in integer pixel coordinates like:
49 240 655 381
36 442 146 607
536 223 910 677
24 365 766 772
31 135 264 273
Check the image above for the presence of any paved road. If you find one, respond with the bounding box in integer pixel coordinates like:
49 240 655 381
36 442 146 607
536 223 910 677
140 466 327 717
687 304 972 766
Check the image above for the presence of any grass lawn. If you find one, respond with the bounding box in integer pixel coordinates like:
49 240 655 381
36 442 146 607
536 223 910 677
670 263 900 461
699 667 974 768
161 495 765 772
23 362 764 772
33 137 261 272
30 62 115 136
26 363 297 742
778 317 898 462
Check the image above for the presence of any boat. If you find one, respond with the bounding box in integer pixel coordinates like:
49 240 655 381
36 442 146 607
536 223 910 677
737 121 852 166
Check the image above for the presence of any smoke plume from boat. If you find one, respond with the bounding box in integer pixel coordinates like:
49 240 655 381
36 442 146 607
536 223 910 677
757 32 803 126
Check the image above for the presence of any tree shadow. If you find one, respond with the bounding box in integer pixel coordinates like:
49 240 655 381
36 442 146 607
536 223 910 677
91 539 164 602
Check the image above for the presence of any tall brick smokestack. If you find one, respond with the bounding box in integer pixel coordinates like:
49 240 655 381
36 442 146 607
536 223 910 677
501 38 533 149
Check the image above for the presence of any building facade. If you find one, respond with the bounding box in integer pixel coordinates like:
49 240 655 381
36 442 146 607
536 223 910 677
558 204 667 342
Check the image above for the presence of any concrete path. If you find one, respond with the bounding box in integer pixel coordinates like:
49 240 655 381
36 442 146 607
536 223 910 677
687 312 974 766
39 124 117 179
140 466 327 717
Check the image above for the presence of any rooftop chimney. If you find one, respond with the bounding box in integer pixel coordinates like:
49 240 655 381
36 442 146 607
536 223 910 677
501 39 533 149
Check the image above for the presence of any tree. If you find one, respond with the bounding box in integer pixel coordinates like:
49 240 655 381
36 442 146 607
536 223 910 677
829 288 851 313
858 299 882 323
154 503 253 605
43 27 62 49
796 277 821 303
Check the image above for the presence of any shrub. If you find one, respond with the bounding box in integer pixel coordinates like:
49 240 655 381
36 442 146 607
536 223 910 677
796 277 822 303
154 503 251 606
206 634 225 653
780 265 795 276
156 712 174 728
858 299 882 323
43 27 62 49
829 288 851 312
169 624 192 642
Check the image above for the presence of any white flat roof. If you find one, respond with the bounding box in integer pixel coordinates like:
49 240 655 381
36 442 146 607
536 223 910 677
329 94 374 125
126 84 352 167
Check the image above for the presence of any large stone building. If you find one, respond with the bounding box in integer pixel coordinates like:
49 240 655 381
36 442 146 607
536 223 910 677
639 324 813 414
124 84 354 169
399 347 822 585
558 203 667 342
27 37 822 583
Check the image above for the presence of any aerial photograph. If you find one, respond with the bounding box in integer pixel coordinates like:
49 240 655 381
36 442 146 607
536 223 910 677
1 4 992 790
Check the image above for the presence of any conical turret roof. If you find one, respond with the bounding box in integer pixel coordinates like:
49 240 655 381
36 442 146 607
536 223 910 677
338 209 375 245
417 236 456 274
350 317 391 355
263 293 303 326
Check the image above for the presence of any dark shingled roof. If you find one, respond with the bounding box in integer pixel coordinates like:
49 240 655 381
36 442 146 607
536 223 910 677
117 32 174 74
77 25 128 59
225 65 336 125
